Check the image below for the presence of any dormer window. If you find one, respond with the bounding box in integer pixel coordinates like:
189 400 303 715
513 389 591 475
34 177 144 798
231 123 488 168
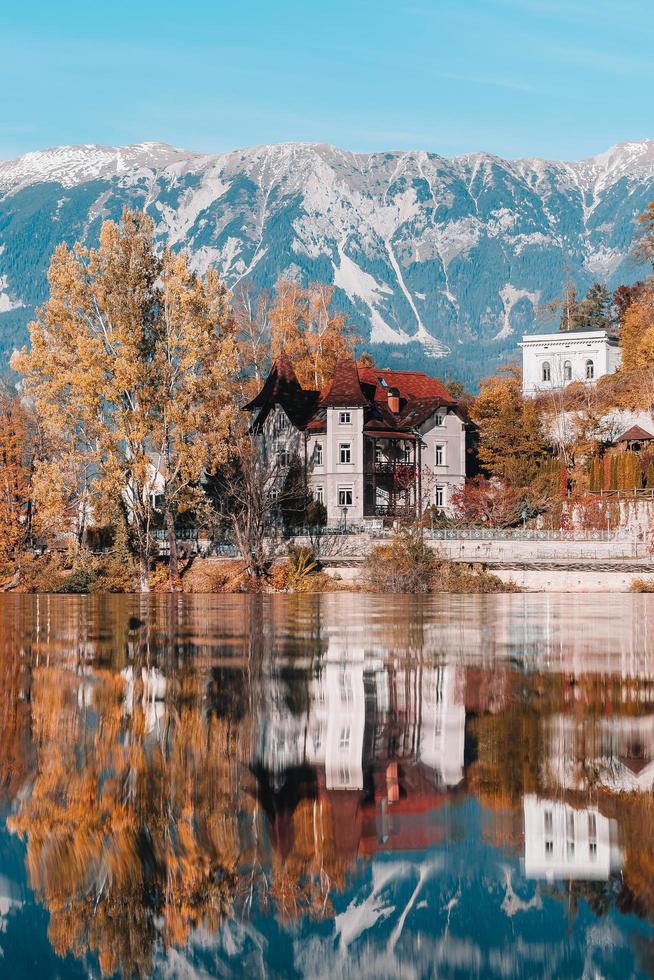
434 413 444 427
339 411 351 425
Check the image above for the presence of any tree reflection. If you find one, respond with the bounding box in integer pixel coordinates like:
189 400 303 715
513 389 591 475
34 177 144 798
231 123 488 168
4 595 654 975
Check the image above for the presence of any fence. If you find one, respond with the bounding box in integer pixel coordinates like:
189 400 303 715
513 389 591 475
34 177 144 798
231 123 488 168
425 527 637 542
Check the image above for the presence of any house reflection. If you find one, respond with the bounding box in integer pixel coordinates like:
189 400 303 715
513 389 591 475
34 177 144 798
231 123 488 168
546 713 654 793
252 653 468 862
523 796 621 881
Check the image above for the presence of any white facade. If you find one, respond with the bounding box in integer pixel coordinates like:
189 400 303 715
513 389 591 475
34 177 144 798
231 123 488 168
523 795 621 881
519 329 621 397
305 406 466 521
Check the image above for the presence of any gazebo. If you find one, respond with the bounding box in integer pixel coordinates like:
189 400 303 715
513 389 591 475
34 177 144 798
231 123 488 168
616 425 654 453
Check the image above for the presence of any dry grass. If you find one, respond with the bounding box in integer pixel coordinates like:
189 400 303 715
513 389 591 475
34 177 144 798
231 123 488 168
362 533 520 594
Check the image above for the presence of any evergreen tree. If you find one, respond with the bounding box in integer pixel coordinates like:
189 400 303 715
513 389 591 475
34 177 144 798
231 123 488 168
581 282 616 332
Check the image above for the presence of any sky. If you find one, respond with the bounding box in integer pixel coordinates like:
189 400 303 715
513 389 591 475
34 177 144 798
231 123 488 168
2 0 654 162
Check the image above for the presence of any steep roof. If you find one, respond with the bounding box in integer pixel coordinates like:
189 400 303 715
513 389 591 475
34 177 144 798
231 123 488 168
318 359 369 407
617 425 654 443
242 354 319 429
243 356 462 436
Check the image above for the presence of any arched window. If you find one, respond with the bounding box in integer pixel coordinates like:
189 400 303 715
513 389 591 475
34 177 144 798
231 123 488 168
585 359 594 380
563 360 572 382
542 361 551 382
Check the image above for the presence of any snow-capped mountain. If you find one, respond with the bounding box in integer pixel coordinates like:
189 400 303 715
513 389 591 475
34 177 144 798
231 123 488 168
1 138 653 382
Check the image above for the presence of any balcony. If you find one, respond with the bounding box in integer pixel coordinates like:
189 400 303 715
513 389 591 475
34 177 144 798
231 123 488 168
366 502 417 518
366 460 414 475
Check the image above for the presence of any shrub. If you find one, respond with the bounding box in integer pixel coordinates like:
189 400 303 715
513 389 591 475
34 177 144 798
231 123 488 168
362 531 439 593
304 499 327 527
630 578 654 593
362 529 520 594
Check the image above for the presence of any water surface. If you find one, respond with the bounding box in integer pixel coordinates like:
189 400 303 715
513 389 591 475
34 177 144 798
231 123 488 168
1 593 654 978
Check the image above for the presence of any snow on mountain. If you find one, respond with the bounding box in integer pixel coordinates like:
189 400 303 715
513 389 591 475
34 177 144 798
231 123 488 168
1 138 653 382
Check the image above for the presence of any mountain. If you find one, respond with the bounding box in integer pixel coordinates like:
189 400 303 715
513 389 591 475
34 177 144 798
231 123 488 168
2 138 654 384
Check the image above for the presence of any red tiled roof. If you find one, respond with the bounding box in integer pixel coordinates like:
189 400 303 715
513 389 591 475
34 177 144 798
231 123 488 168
357 365 456 404
244 355 460 436
617 425 654 442
318 359 369 407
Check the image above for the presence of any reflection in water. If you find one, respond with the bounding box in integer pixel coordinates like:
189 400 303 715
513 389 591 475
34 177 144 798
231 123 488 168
1 594 654 976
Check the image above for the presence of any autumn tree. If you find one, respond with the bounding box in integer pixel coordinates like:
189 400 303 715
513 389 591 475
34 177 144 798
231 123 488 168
0 387 35 570
449 475 524 527
210 426 306 579
13 210 237 591
269 279 356 389
636 198 654 268
233 284 272 402
471 366 551 491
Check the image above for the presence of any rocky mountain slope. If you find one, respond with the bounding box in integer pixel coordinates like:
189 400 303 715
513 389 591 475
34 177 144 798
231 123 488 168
1 138 653 382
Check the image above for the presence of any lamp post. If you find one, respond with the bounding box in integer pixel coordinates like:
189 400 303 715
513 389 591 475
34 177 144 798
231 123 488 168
341 505 348 533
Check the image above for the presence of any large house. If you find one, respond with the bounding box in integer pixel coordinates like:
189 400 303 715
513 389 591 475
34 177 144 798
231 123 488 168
519 327 621 397
244 355 468 522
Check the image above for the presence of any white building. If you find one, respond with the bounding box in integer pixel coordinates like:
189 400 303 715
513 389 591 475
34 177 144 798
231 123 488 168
519 328 621 397
523 795 621 881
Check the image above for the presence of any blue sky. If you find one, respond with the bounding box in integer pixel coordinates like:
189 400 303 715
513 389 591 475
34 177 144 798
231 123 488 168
2 0 653 160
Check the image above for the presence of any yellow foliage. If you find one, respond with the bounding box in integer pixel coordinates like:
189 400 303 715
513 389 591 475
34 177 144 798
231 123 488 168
269 279 357 390
12 210 237 591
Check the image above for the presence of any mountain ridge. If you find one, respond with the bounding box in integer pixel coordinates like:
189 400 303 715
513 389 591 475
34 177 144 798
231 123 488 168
1 138 653 382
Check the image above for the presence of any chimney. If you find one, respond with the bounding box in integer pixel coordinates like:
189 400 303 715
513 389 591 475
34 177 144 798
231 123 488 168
387 387 400 414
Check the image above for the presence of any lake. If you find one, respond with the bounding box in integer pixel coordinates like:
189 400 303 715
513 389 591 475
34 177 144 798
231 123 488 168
1 592 654 978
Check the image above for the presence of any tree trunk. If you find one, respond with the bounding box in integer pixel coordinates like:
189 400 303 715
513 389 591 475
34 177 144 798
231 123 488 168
139 552 150 593
165 507 179 589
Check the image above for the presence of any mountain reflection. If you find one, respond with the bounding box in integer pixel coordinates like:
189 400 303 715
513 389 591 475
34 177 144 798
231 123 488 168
2 594 654 977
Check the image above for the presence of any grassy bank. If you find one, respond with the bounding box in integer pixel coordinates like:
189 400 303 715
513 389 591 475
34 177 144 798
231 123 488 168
0 538 520 595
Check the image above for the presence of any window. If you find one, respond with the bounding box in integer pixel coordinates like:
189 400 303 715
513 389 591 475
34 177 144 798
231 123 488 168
314 486 324 505
585 358 595 380
314 442 323 465
278 449 290 467
339 442 352 464
588 813 597 840
339 671 353 706
544 811 553 835
434 412 444 426
435 485 446 508
542 361 551 382
338 486 353 507
435 443 446 466
545 840 554 856
339 411 351 425
563 360 572 382
400 445 411 463
338 725 351 751
277 412 289 431
375 444 383 464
